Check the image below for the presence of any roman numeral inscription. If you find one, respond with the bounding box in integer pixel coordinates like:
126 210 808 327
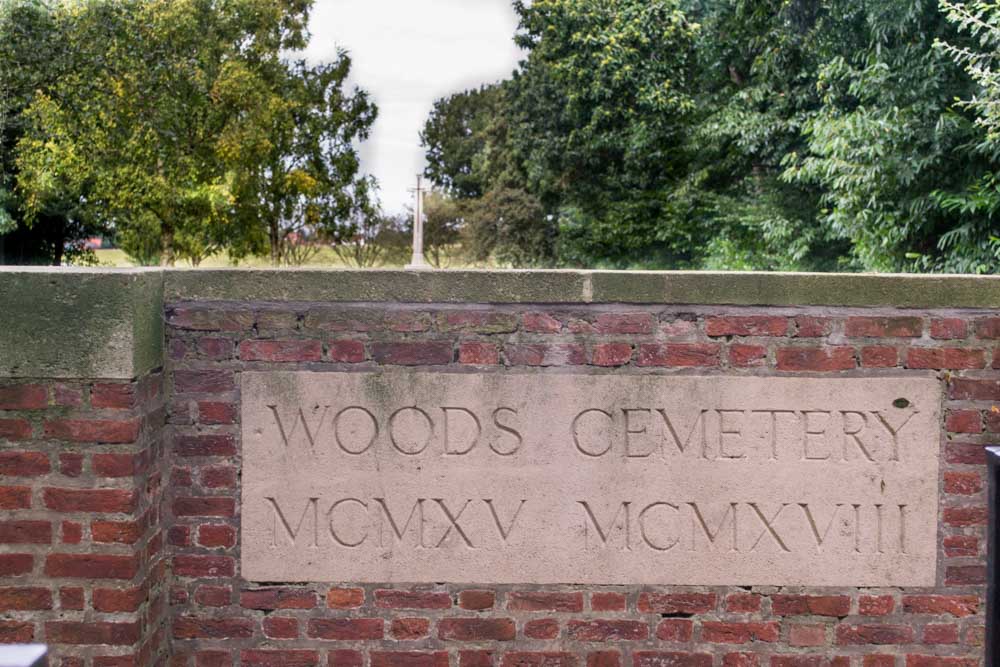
241 371 940 586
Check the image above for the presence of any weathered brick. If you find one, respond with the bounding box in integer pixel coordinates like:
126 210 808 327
0 587 51 610
594 313 654 335
724 593 761 613
591 343 633 367
591 592 626 612
902 595 979 617
706 316 788 337
91 383 136 409
263 616 299 639
655 619 693 642
328 340 366 363
93 587 145 612
943 505 988 526
196 338 234 360
795 317 833 338
173 497 234 518
637 593 716 614
44 418 140 444
523 312 562 333
943 535 978 557
634 652 711 667
771 595 850 617
459 589 495 610
975 317 1000 338
241 650 319 667
845 317 923 338
859 595 895 616
945 564 986 585
931 318 967 339
389 618 431 640
197 584 235 607
524 619 559 640
438 311 518 334
439 618 516 641
372 342 453 366
505 344 587 366
906 347 986 370
375 589 451 609
173 616 254 639
860 346 898 368
169 307 254 331
45 621 139 645
0 486 31 509
92 520 143 544
174 433 236 458
0 420 32 441
835 624 914 644
44 554 138 580
944 471 982 495
173 555 235 578
0 451 49 476
788 623 826 647
701 621 779 644
92 453 139 478
637 343 720 367
508 591 583 612
0 553 33 576
239 340 322 362
327 587 364 608
197 402 236 425
501 653 577 667
0 520 50 544
729 344 767 367
949 378 1000 400
0 384 47 410
459 342 500 365
776 347 855 371
173 370 235 394
43 488 137 514
307 618 384 640
330 650 364 667
241 588 317 610
197 524 236 548
201 466 237 489
567 620 648 641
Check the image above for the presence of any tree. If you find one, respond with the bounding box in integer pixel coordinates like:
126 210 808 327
463 187 551 268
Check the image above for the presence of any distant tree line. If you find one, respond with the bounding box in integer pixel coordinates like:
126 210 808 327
421 0 1000 272
0 0 378 266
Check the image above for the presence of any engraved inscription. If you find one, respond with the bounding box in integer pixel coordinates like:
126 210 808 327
242 372 940 586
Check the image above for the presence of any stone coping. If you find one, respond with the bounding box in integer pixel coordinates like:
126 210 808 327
1 267 999 378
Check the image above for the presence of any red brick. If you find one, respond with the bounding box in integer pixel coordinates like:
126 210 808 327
390 618 431 640
772 659 849 667
725 593 761 613
943 535 978 557
92 453 138 478
795 317 833 338
459 651 494 667
307 618 384 640
637 593 716 614
239 340 322 362
861 346 898 368
91 383 135 409
944 471 982 495
508 591 583 612
943 505 988 526
902 595 978 617
329 651 364 667
637 343 720 367
92 520 143 544
586 652 619 667
788 623 826 647
776 347 855 371
722 654 760 667
439 618 516 641
987 408 1000 432
174 370 235 394
591 592 626 612
44 418 140 444
44 488 136 514
706 316 788 337
387 312 433 333
328 340 366 363
371 654 449 667
0 621 33 643
173 555 235 578
946 442 988 465
594 313 654 334
195 585 232 607
438 311 518 334
45 553 138 580
729 344 767 367
327 587 364 608
173 496 234 518
505 344 587 366
845 317 923 337
59 453 83 477
459 342 500 365
241 650 319 667
835 624 914 644
946 410 982 434
194 650 230 667
45 621 139 645
0 486 30 509
501 653 577 667
945 565 985 585
263 616 299 639
169 307 253 331
174 433 236 458
173 615 254 639
922 624 959 644
0 554 33 576
196 338 234 360
771 595 850 617
61 521 82 544
197 402 236 425
0 587 51 610
975 317 1000 338
241 588 316 610
0 384 47 410
523 312 562 333
949 378 1000 400
59 587 83 610
567 619 648 641
0 451 48 476
373 342 453 365
634 652 711 667
859 595 894 616
655 619 693 642
255 310 301 330
524 619 559 640
906 347 986 369
197 524 236 548
375 589 451 609
905 656 977 667
93 587 144 612
201 466 236 489
459 590 495 610
701 621 779 644
0 420 32 441
592 343 633 367
931 318 967 339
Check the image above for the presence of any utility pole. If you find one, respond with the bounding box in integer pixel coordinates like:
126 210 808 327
406 174 430 269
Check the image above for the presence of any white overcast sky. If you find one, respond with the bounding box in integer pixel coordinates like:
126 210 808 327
302 0 524 213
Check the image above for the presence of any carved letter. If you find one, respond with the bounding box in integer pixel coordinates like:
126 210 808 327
442 407 481 455
333 406 378 455
799 503 842 552
491 408 523 456
638 502 680 551
484 499 526 541
751 410 798 460
572 409 614 457
841 411 874 462
657 409 708 458
579 501 631 549
327 498 369 547
688 502 737 552
374 497 425 547
389 407 434 455
433 499 474 547
802 411 831 460
268 405 329 453
873 411 918 461
718 410 746 459
747 503 791 552
623 408 653 458
266 497 318 547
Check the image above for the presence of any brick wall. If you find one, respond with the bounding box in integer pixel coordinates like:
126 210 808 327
0 373 168 665
160 302 994 667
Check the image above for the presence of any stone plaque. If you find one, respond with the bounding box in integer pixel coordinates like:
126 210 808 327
241 371 940 586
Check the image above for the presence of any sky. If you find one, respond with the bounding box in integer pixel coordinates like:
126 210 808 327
303 0 524 213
